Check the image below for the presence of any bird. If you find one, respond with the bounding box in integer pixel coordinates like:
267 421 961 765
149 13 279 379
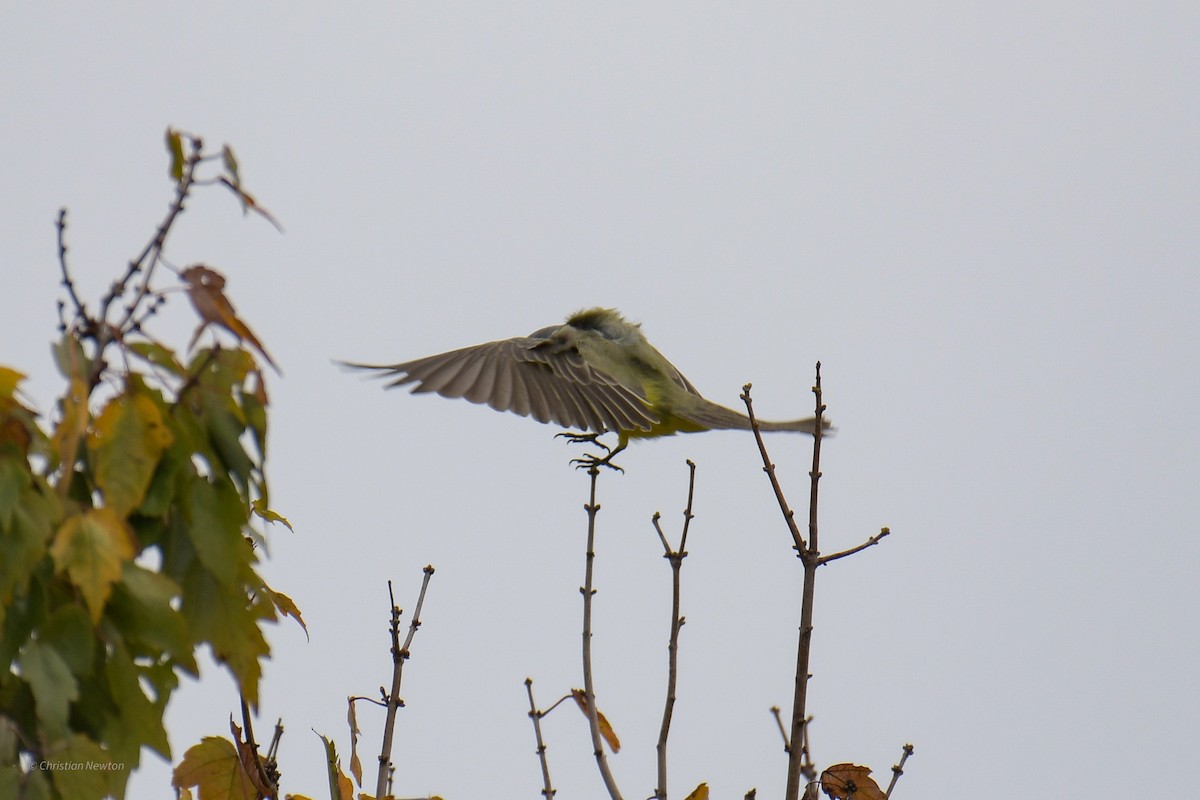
344 307 831 468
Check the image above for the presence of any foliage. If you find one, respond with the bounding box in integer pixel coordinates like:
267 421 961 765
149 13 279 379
0 130 297 800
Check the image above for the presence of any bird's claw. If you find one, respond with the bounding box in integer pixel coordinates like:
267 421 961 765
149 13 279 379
555 431 610 452
558 431 624 472
569 453 625 473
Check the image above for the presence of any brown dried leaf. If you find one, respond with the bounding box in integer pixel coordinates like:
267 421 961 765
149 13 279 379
347 697 363 787
181 264 280 374
820 763 885 800
571 688 621 753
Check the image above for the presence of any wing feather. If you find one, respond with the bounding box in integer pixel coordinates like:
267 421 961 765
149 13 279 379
345 329 659 434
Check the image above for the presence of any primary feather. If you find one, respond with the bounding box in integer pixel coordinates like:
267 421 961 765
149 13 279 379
344 308 830 440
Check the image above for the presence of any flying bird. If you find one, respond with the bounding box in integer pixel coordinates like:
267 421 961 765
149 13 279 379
344 307 830 467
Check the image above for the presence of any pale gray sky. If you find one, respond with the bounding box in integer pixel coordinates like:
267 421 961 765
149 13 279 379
4 4 1198 799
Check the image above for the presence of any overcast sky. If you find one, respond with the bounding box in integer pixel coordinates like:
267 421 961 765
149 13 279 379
4 4 1198 799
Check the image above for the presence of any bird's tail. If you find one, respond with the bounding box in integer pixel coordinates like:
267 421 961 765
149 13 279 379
682 400 833 436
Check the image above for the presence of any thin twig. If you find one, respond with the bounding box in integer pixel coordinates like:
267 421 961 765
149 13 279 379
55 209 89 324
524 678 556 799
743 367 828 800
374 567 436 800
240 694 276 798
769 706 790 752
110 135 203 332
741 384 807 553
579 466 623 800
540 693 576 716
786 364 828 798
884 743 915 798
652 459 697 799
819 528 891 565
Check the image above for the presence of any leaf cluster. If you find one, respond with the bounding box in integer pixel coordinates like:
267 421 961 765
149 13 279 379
0 132 297 800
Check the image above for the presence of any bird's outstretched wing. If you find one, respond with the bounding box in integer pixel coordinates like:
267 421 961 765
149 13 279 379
344 331 659 435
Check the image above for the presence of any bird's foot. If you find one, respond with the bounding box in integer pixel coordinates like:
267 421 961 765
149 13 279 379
557 431 625 472
555 431 609 451
569 451 625 473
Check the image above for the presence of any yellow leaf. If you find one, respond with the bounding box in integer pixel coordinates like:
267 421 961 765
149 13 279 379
50 508 135 623
88 390 173 516
165 128 186 181
571 689 621 753
0 366 26 398
51 377 89 476
222 144 241 186
172 736 258 799
820 763 885 800
684 782 710 800
266 586 307 637
252 497 293 531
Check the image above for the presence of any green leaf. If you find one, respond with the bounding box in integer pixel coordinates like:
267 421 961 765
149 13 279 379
201 394 254 491
0 491 56 608
4 766 51 800
165 128 186 182
51 333 89 383
135 435 188 520
39 604 94 678
108 563 196 673
0 454 30 530
50 508 135 623
47 734 115 800
317 732 342 800
105 640 170 762
0 714 17 763
128 341 185 377
18 639 78 742
88 390 173 517
241 384 268 462
183 476 247 586
182 563 269 706
0 583 46 674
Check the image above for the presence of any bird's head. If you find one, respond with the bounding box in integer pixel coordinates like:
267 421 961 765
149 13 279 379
566 307 641 342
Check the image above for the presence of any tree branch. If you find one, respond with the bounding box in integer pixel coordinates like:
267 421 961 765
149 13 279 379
579 466 623 800
652 459 696 799
819 528 891 566
374 567 435 800
524 678 556 799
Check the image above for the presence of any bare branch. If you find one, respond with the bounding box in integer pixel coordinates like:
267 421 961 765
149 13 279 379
653 459 697 799
769 706 790 753
745 365 832 800
579 466 623 800
741 384 807 554
884 743 915 798
239 694 277 798
109 134 203 335
55 208 90 325
819 528 892 566
524 678 556 799
374 567 436 800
